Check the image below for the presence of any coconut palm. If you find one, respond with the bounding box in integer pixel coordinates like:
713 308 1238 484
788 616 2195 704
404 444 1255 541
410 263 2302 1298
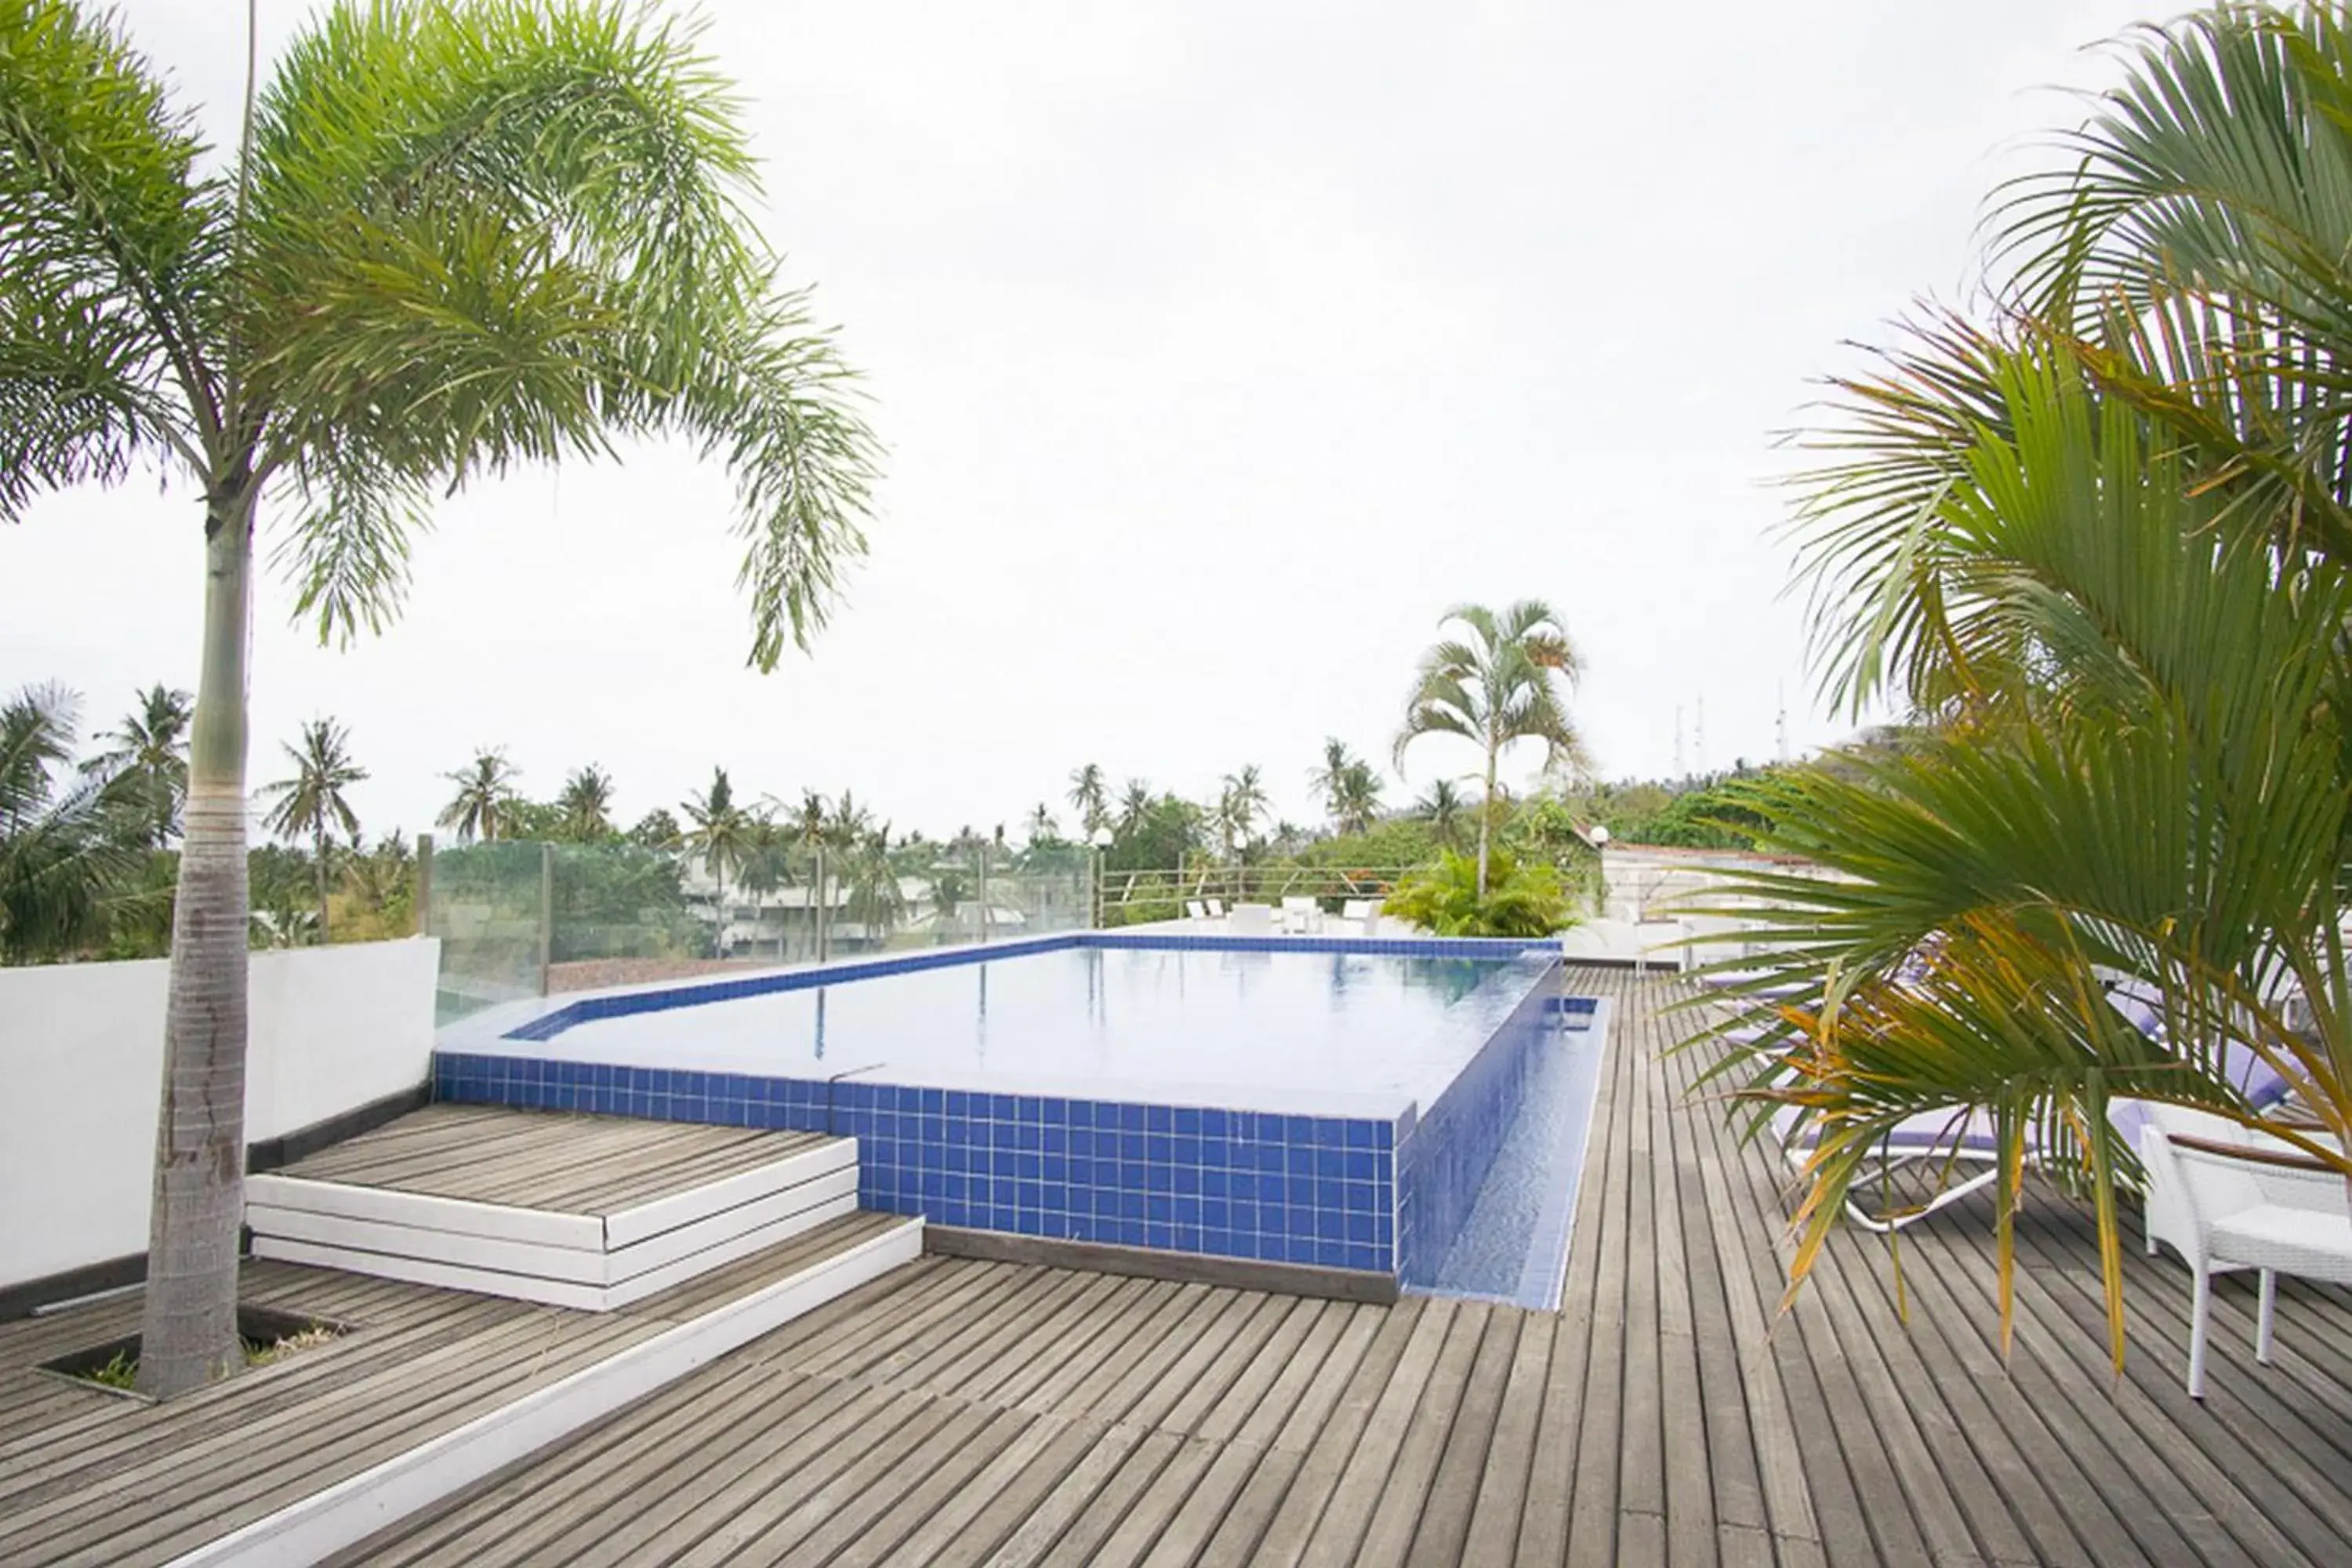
826 789 873 854
438 750 519 845
844 827 906 943
1117 779 1152 833
0 684 144 961
1308 739 1356 826
1415 779 1471 853
1025 802 1058 847
83 685 193 848
0 0 877 1393
1395 601 1586 896
1067 764 1109 839
735 813 793 957
683 767 752 956
1214 766 1268 862
1334 761 1383 837
1696 3 2352 1367
554 765 616 842
256 719 367 941
791 789 829 849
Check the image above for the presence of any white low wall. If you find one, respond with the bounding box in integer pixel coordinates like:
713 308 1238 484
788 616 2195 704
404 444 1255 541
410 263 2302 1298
0 939 441 1293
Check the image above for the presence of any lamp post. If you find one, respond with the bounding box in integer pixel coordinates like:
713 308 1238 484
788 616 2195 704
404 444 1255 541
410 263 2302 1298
1090 826 1114 928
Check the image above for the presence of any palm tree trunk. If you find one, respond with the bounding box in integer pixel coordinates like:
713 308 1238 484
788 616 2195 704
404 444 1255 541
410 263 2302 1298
713 864 727 959
137 503 252 1399
1477 745 1498 898
313 828 331 942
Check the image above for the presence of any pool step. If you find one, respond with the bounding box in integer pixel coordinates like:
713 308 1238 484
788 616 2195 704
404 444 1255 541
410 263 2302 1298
245 1106 861 1310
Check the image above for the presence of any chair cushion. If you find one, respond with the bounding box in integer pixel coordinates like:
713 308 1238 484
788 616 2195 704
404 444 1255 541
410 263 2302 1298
2209 1204 2352 1283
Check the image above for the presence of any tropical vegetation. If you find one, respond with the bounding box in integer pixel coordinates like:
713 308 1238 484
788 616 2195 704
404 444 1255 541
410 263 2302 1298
1687 1 2352 1366
1382 849 1574 938
256 719 367 941
1396 600 1588 896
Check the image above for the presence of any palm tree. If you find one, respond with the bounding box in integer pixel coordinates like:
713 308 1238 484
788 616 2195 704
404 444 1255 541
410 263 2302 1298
0 1 877 1395
1308 739 1357 826
1066 764 1110 839
735 813 793 957
0 684 143 961
1334 760 1383 837
1415 779 1470 854
1117 779 1152 833
1696 4 2352 1366
844 827 906 944
683 767 752 957
1025 802 1058 847
554 765 616 842
1215 766 1269 861
1395 601 1586 896
256 719 367 942
826 789 873 853
790 789 829 849
438 750 519 845
82 685 193 848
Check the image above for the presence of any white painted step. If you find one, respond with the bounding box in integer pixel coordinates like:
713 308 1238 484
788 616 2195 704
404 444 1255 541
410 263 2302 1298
247 1136 862 1310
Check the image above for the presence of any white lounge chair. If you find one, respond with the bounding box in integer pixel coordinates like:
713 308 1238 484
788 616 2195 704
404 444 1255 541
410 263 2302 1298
1183 899 1209 921
1279 896 1322 934
1341 898 1379 935
2137 1108 2352 1396
1205 898 1226 919
1227 902 1272 935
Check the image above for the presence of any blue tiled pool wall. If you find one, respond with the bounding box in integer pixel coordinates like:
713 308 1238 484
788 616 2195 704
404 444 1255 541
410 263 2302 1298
1395 959 1566 1287
501 931 1560 1042
431 1053 1400 1274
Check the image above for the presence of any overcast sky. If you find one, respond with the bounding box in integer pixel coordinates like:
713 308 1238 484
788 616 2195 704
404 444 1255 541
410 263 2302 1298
2 0 2160 842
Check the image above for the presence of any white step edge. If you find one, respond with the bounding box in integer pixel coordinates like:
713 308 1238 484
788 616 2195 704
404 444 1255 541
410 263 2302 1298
253 1193 861 1312
243 1136 858 1256
169 1216 922 1568
243 1174 602 1252
604 1138 858 1249
247 1166 860 1288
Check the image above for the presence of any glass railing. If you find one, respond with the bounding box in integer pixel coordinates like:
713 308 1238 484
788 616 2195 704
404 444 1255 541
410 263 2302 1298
422 837 1099 1023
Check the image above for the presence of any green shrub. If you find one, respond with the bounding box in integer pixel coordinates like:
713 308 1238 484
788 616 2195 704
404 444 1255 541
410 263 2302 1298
1381 850 1574 938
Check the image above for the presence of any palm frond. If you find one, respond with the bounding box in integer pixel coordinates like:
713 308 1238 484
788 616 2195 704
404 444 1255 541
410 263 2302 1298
0 0 225 503
240 0 877 662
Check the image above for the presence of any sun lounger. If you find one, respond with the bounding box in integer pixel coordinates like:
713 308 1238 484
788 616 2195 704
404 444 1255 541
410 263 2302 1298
1227 902 1272 935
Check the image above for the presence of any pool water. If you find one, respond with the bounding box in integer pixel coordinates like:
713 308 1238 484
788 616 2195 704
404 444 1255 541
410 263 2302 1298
506 945 1558 1117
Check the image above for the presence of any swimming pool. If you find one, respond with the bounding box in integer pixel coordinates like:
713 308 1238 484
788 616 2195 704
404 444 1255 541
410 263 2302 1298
432 932 1607 1301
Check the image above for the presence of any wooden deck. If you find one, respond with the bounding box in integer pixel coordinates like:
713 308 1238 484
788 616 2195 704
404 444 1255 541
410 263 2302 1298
336 967 2352 1566
13 969 2352 1564
269 1103 838 1214
0 1213 906 1568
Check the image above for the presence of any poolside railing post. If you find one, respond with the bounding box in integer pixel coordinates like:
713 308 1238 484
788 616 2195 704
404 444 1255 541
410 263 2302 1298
537 842 554 997
815 848 829 963
413 832 434 939
978 848 992 944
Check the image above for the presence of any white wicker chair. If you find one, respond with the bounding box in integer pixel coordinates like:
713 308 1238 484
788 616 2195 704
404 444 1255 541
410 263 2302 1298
2137 1108 2352 1397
